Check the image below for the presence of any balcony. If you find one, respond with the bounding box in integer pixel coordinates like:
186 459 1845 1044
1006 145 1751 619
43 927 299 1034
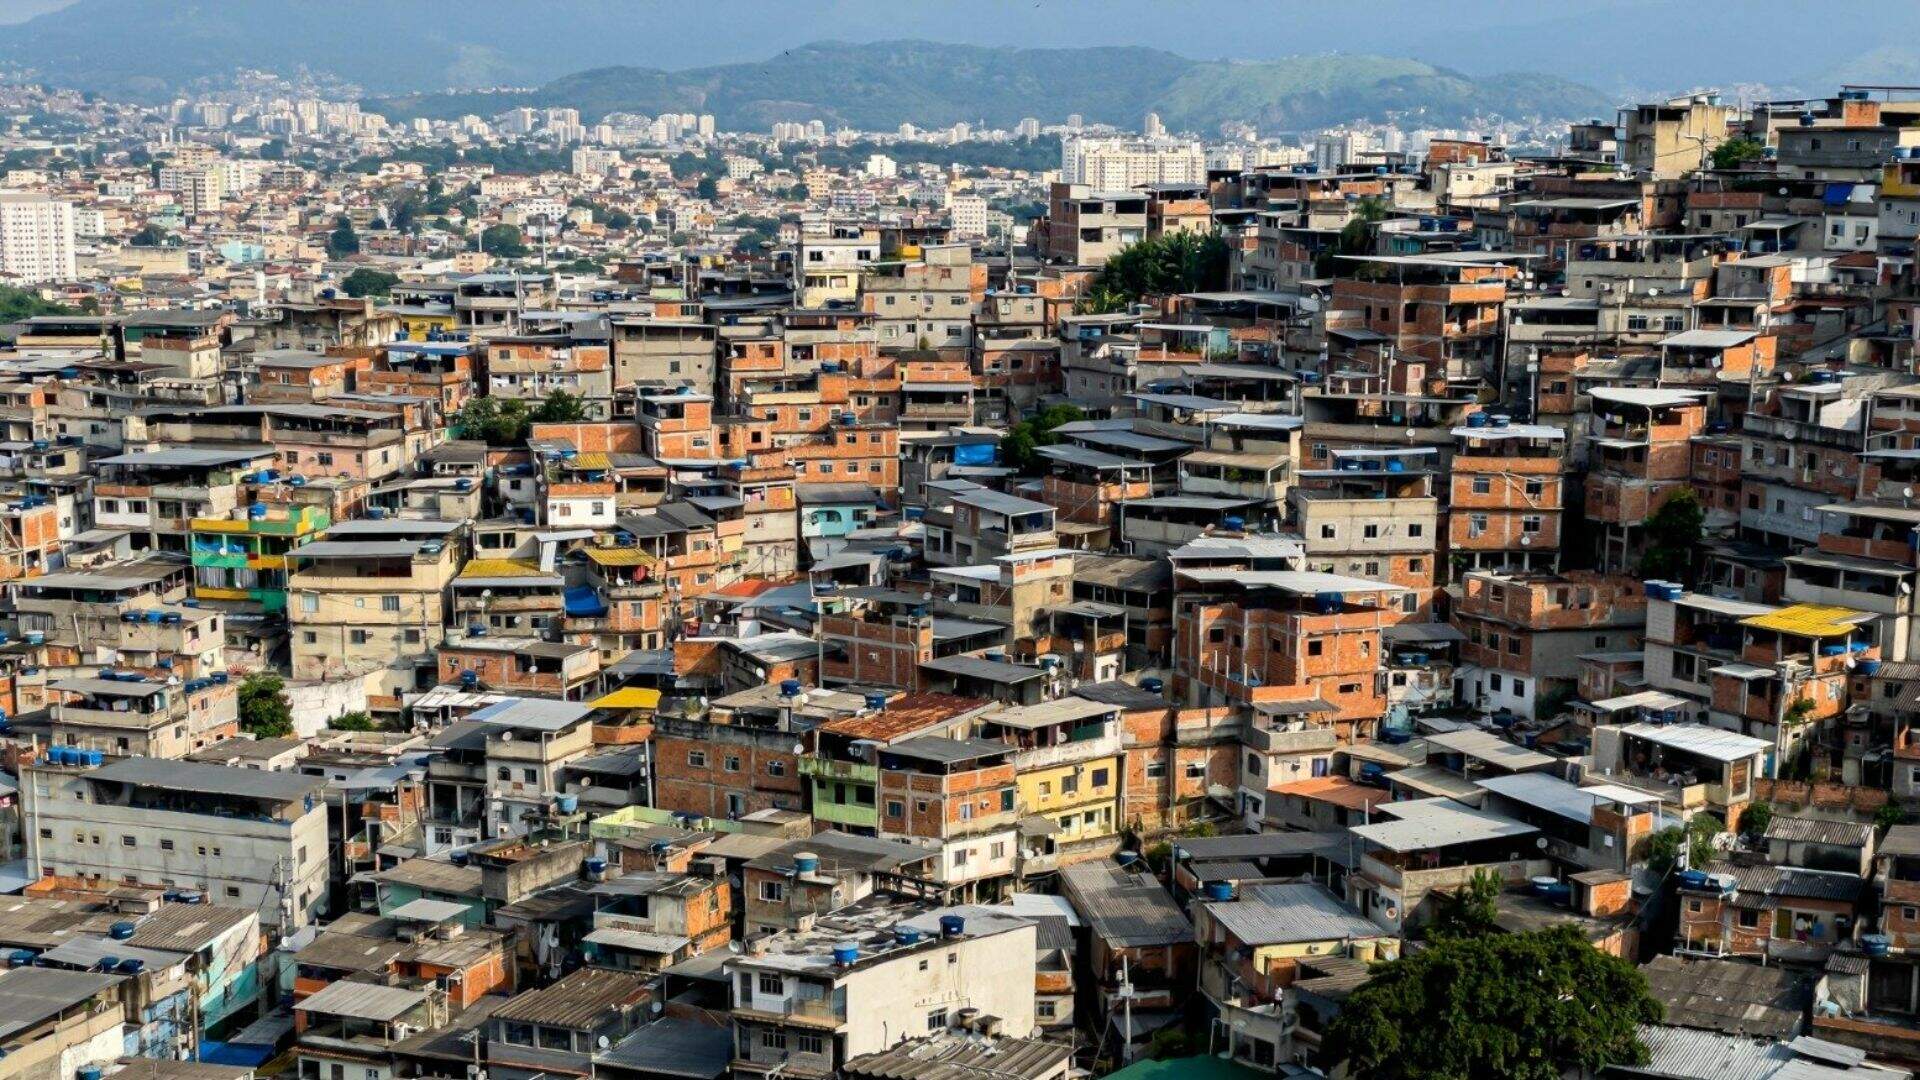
798 758 879 783
734 996 845 1029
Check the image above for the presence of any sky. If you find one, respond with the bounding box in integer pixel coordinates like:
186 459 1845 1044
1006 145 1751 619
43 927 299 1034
6 0 1920 96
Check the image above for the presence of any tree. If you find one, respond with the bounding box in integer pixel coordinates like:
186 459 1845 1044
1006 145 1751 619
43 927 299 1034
1314 196 1390 275
1711 136 1768 170
329 711 378 731
0 285 71 321
476 224 529 259
454 395 532 446
1083 231 1230 312
1424 868 1500 939
1001 404 1085 473
1740 801 1774 839
1879 803 1910 833
327 215 360 257
128 223 170 247
1646 812 1724 872
532 390 588 423
238 674 295 738
695 176 719 200
602 209 634 231
1324 924 1661 1080
340 268 399 299
1638 488 1705 580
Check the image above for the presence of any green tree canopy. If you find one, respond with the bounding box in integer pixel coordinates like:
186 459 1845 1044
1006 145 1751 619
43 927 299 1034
695 176 719 200
327 215 360 257
477 224 529 259
1001 404 1085 473
1324 924 1662 1080
1080 231 1230 314
238 673 294 738
1423 868 1501 939
1639 487 1705 580
1711 136 1768 170
329 711 379 731
128 223 170 247
602 209 634 231
454 395 533 446
340 268 399 299
0 285 71 321
532 390 589 423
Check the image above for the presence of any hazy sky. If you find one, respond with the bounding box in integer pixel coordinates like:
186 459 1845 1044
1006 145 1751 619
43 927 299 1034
7 0 1920 95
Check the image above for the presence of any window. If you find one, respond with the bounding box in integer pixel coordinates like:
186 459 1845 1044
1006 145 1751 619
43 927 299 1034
759 880 786 902
1146 759 1168 779
760 1030 787 1051
1737 909 1760 929
688 750 706 767
1524 479 1544 498
1319 523 1336 539
767 760 786 777
1308 639 1323 656
725 755 741 772
796 1034 824 1055
1363 523 1379 539
886 799 905 817
381 595 400 612
927 1009 949 1032
1408 522 1422 537
1037 1002 1057 1020
121 835 135 847
1471 476 1492 495
350 629 370 645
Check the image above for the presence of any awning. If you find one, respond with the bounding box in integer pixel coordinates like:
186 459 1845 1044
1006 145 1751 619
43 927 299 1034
564 586 607 617
1019 816 1061 837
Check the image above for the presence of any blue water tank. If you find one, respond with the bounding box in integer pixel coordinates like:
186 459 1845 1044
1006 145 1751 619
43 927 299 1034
780 679 802 697
1141 677 1165 694
1204 882 1235 901
832 943 860 966
864 692 888 710
1222 515 1245 531
895 928 922 945
1861 659 1884 676
584 857 607 877
109 922 135 940
939 914 966 938
84 750 102 768
1865 933 1893 957
79 1067 102 1080
6 950 33 967
555 794 579 813
794 852 820 873
247 503 267 519
116 958 144 975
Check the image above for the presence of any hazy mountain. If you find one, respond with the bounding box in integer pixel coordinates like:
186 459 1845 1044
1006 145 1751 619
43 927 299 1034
367 41 1616 134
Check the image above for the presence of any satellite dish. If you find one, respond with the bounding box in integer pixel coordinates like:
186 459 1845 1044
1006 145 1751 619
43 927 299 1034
1520 535 1533 547
792 743 805 755
597 1036 611 1051
1904 487 1914 500
500 730 513 742
1536 836 1549 850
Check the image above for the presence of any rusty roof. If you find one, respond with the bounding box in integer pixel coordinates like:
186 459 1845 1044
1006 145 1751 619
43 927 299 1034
820 693 995 743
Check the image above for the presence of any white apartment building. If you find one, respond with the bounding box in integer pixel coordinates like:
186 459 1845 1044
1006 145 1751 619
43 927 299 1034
1060 137 1205 189
0 192 75 283
24 756 330 931
948 193 989 237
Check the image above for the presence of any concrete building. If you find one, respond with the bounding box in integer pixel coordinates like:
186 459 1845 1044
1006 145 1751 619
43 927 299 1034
0 192 75 283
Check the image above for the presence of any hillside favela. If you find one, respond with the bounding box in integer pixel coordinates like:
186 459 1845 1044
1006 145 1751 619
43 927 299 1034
13 1 1920 1078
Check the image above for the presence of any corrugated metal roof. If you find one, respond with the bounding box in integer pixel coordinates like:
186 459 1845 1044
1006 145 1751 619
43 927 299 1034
490 966 649 1028
1763 815 1874 848
1200 881 1381 946
297 979 427 1022
1059 863 1191 949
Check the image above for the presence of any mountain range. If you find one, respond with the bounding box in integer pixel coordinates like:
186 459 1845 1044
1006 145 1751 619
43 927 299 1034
0 0 1616 133
370 42 1616 135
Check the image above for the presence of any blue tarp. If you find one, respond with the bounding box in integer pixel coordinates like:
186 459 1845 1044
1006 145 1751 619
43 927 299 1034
564 586 607 617
198 1042 277 1067
952 443 998 467
1824 183 1856 207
